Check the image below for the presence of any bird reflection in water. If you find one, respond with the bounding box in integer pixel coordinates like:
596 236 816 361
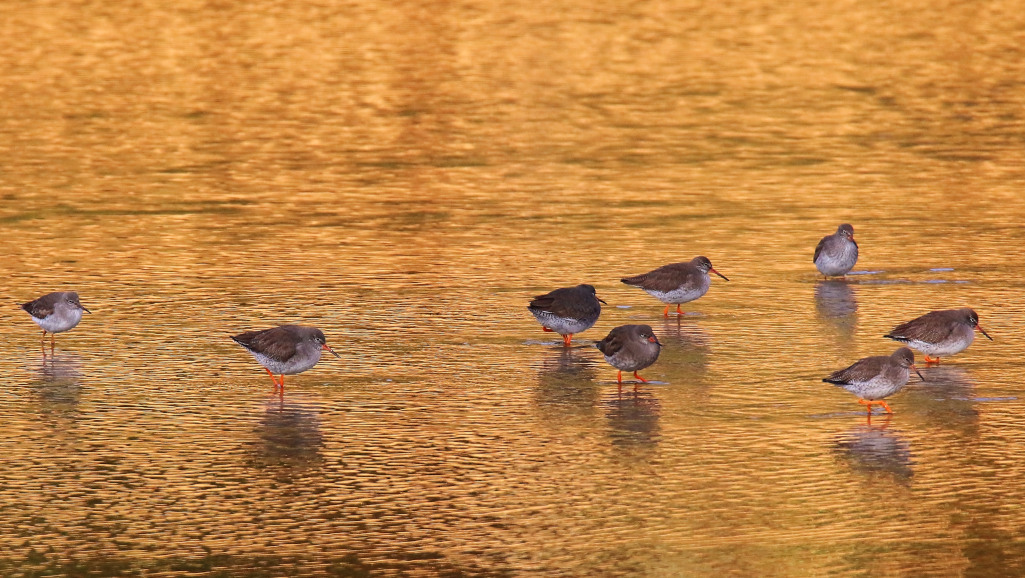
29 352 83 414
814 280 858 343
245 393 325 474
657 318 710 376
533 347 600 413
834 417 913 485
903 365 980 435
604 390 662 456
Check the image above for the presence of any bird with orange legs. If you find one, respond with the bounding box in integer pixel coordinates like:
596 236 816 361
621 256 728 317
884 307 992 364
528 284 605 346
823 347 924 415
596 324 662 393
231 325 340 390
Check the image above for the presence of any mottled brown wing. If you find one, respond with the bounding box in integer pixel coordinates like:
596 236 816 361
813 236 829 263
621 263 694 293
528 290 559 313
528 286 597 319
824 355 886 385
596 327 628 357
21 292 61 319
885 311 959 343
231 326 298 362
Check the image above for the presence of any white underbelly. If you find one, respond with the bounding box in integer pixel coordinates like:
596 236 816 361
32 309 83 334
530 310 596 335
252 350 321 375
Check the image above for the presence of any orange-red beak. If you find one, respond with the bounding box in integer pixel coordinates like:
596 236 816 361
710 268 729 282
322 343 341 358
976 324 993 341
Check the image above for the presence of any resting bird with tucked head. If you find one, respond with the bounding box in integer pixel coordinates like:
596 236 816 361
813 224 858 278
596 324 662 392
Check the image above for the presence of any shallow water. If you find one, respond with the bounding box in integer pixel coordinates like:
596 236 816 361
2 0 1025 575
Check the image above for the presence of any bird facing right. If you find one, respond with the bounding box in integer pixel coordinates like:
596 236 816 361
884 307 992 364
621 256 729 317
814 224 858 278
595 324 662 392
231 325 340 389
21 291 91 351
823 347 924 414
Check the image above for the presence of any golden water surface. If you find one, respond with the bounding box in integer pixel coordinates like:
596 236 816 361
2 0 1025 575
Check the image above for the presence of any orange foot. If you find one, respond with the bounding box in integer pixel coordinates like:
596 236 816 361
676 305 685 315
858 399 893 414
631 371 650 392
562 334 573 347
663 305 670 317
924 355 941 364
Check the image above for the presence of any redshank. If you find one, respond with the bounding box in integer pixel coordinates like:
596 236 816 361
823 347 924 414
621 256 729 316
884 308 992 364
595 324 663 392
528 284 606 346
21 291 91 351
814 224 858 278
231 325 340 389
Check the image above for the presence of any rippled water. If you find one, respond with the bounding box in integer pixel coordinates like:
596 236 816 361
2 0 1025 575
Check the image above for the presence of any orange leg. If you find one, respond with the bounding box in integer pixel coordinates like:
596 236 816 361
542 327 553 332
264 368 284 388
924 355 941 364
663 305 670 317
876 400 894 414
562 334 573 347
857 399 873 414
676 305 684 315
633 371 649 383
616 370 623 393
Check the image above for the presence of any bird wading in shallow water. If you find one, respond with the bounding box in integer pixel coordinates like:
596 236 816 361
823 347 924 414
884 307 992 364
814 224 858 279
596 324 663 392
528 284 605 346
621 256 729 317
231 325 340 389
21 291 91 352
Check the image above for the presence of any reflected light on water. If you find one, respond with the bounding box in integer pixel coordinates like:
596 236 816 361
2 0 1025 574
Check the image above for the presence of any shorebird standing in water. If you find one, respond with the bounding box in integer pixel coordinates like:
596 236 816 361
814 224 858 279
596 324 663 392
21 291 91 352
528 284 605 346
621 256 729 317
824 347 924 414
884 308 992 364
232 325 340 390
